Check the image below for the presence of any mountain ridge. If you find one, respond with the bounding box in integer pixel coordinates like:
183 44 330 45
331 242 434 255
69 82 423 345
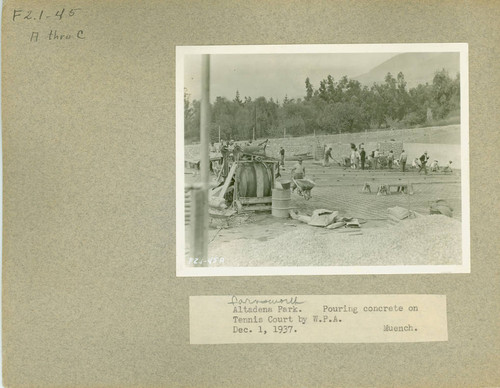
354 52 460 88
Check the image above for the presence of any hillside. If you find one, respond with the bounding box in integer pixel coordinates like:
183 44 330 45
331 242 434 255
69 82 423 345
354 52 460 88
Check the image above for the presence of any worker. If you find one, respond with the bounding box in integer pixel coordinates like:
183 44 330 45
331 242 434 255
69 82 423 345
323 147 333 167
220 143 229 178
291 158 305 179
279 147 285 167
373 148 380 169
233 143 242 161
360 147 366 170
290 158 305 192
418 151 429 175
388 150 394 169
399 149 408 172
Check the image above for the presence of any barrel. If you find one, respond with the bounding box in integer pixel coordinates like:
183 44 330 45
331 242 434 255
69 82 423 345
272 188 291 218
236 163 273 198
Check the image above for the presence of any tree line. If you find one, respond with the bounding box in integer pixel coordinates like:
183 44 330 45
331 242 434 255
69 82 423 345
184 69 460 144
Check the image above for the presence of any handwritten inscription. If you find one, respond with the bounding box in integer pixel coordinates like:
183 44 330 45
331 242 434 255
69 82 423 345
13 8 82 22
30 30 85 42
228 295 304 306
188 257 224 266
12 8 86 42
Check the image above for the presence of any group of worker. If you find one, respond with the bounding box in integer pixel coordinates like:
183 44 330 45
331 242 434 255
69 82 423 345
412 153 453 174
319 145 453 175
275 143 454 182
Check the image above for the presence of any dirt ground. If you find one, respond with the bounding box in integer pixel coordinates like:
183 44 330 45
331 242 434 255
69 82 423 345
207 213 462 267
184 158 463 267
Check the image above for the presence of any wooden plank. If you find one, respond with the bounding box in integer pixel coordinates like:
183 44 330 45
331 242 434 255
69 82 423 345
217 163 237 198
239 204 272 212
210 186 223 197
239 196 272 204
255 164 264 197
233 171 239 206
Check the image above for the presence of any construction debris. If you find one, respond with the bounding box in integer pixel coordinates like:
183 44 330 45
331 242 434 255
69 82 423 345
290 208 343 228
308 209 339 227
209 196 227 209
289 209 312 224
430 199 453 217
345 219 361 228
326 221 346 229
387 206 419 224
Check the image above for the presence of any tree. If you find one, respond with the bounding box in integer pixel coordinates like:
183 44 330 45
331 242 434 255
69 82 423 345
184 89 201 143
233 90 243 106
318 80 328 101
395 72 409 120
305 77 314 101
200 68 459 142
326 75 336 102
431 69 459 119
184 88 193 124
408 83 432 124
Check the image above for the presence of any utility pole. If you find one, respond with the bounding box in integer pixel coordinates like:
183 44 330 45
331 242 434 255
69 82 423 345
254 103 257 141
190 54 210 267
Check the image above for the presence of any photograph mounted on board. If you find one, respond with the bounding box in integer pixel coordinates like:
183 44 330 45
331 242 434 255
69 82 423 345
176 44 469 276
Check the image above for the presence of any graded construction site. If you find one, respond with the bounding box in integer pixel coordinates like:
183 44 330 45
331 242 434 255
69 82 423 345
184 126 464 268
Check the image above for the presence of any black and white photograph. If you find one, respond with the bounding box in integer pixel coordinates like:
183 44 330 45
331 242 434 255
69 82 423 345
176 44 469 276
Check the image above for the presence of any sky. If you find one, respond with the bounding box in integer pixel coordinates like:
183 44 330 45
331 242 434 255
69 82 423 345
183 53 398 102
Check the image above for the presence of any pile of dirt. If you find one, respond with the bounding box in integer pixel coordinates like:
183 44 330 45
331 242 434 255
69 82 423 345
208 214 462 267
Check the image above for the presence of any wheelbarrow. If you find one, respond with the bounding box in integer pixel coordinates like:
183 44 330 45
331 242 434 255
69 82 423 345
291 176 315 200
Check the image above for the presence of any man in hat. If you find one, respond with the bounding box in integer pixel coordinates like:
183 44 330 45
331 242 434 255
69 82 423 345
388 150 394 169
399 149 407 172
360 146 366 170
291 157 305 179
419 151 429 175
323 147 333 167
373 148 380 170
279 146 285 167
290 157 305 192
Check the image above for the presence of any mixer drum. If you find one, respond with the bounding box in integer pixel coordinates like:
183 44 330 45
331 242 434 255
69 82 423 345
236 163 273 198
